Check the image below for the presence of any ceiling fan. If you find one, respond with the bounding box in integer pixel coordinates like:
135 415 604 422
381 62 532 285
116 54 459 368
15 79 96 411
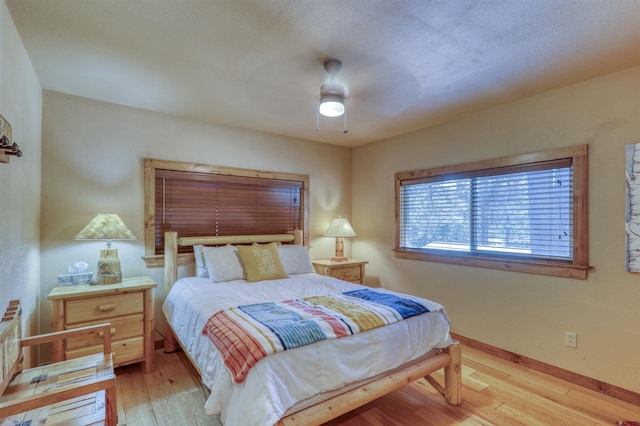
317 59 348 134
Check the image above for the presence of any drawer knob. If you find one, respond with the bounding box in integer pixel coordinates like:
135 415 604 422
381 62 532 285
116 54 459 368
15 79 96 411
98 303 116 312
98 328 116 337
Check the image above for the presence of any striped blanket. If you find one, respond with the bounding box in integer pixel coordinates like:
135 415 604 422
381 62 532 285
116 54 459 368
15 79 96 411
202 289 431 383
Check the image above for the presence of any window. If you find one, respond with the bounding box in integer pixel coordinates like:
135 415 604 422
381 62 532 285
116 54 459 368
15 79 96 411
395 145 589 279
143 159 309 267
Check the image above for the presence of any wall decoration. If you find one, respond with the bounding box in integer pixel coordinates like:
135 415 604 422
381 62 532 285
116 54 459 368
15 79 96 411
0 113 22 163
625 143 640 271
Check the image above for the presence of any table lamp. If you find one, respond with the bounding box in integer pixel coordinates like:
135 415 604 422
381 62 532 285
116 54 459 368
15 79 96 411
324 216 356 262
74 213 136 284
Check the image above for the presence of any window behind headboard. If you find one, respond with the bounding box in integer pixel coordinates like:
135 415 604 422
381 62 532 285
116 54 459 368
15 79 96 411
142 158 309 267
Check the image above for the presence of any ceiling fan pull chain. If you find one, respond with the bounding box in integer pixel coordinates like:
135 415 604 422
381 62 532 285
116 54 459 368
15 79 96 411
343 107 348 134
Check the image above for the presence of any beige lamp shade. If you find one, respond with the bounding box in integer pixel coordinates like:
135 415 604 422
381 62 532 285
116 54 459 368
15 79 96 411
324 217 356 262
74 213 136 247
74 213 136 284
324 217 357 238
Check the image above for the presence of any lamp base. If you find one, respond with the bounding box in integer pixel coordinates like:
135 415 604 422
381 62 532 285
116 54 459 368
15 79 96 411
97 248 122 285
332 237 348 262
98 273 122 285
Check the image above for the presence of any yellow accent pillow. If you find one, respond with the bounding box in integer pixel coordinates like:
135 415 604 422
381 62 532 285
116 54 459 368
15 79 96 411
237 242 289 282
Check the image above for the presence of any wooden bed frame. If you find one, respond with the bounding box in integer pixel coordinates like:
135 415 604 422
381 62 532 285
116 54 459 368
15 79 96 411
162 230 462 425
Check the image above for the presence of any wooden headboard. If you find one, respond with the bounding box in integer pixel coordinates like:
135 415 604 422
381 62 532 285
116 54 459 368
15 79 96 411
163 230 303 295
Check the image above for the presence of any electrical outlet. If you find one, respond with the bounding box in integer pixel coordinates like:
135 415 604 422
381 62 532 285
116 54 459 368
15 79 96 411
565 331 577 348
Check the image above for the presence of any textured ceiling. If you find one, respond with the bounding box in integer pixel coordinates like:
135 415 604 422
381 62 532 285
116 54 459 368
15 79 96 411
6 0 640 147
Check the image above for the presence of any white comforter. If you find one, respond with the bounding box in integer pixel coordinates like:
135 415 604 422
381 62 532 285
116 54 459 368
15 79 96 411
162 273 452 426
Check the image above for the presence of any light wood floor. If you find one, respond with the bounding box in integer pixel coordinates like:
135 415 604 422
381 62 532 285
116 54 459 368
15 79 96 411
114 345 639 425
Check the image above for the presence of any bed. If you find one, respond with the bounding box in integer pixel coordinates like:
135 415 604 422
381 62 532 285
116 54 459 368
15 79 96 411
161 230 461 426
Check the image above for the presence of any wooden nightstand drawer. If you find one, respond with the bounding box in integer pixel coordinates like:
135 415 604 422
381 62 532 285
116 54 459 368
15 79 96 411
65 313 144 350
66 336 144 365
312 259 368 285
66 292 143 324
331 266 361 282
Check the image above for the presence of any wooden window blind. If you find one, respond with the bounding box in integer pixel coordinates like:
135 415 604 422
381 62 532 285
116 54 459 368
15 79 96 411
154 170 302 253
143 158 309 266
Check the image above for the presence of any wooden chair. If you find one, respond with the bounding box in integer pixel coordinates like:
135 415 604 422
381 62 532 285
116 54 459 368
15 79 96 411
0 300 117 425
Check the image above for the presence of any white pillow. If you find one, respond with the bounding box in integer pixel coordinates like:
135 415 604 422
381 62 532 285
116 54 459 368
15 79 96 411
193 245 209 278
278 245 315 275
202 245 246 282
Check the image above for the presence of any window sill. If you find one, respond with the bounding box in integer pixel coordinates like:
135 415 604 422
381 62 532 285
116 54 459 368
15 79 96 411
394 249 589 280
142 253 194 268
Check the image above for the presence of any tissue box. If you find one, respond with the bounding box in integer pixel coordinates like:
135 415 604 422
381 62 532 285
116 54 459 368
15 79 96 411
57 272 93 286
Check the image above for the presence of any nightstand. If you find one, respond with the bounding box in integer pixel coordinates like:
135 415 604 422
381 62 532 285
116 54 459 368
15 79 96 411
48 276 157 373
312 259 368 285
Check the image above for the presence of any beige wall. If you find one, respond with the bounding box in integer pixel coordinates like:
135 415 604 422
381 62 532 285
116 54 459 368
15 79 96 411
39 91 353 338
352 67 640 393
0 1 42 353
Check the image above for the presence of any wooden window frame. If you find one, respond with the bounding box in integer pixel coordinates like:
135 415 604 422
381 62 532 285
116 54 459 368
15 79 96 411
394 145 589 279
142 158 309 267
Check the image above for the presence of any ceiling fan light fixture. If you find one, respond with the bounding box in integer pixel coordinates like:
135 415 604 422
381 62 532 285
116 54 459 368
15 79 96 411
316 58 348 133
319 94 345 117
